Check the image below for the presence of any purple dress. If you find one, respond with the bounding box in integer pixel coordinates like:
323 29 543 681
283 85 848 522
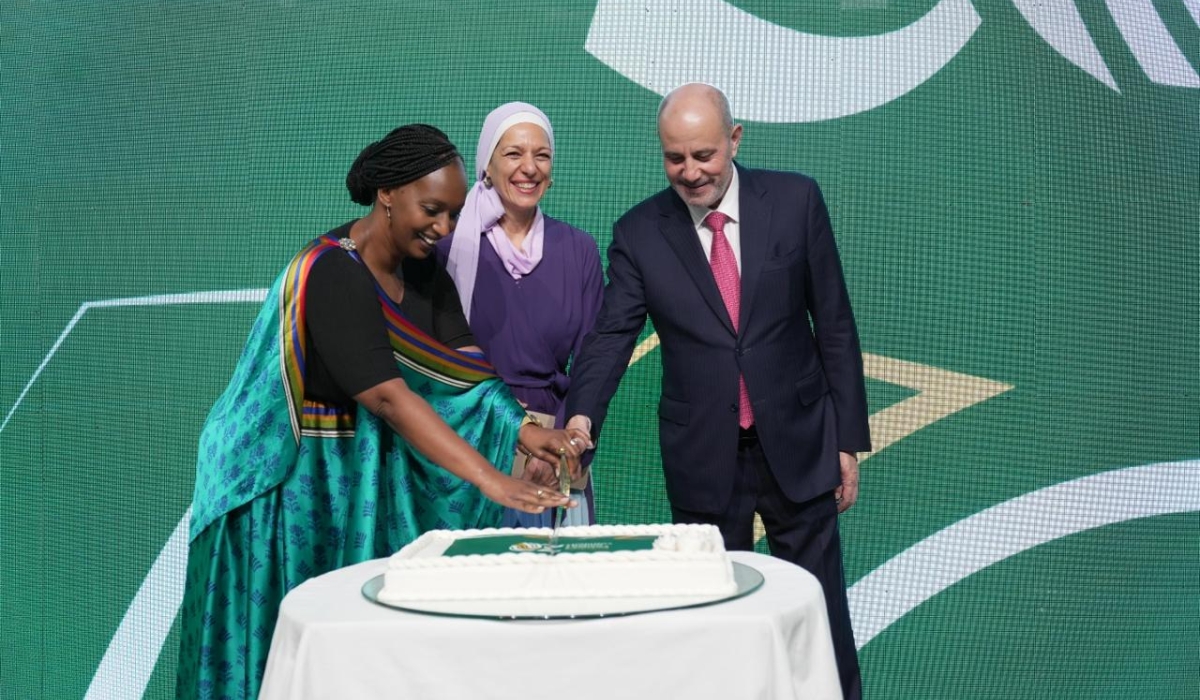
438 215 604 525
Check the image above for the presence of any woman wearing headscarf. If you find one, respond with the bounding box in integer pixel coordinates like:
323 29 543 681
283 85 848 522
440 103 604 528
175 124 581 700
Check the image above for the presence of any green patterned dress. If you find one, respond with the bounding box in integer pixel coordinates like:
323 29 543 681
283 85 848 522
175 235 524 699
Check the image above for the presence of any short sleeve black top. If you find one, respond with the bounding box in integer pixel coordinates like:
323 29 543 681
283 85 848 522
302 223 475 403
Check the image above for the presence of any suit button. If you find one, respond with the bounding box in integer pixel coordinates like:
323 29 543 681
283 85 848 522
729 404 738 413
736 348 745 357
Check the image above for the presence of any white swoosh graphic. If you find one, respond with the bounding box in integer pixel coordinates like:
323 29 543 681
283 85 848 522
1014 0 1200 91
1106 0 1200 87
585 0 982 123
1 290 268 434
1012 0 1118 90
849 460 1200 649
84 510 191 700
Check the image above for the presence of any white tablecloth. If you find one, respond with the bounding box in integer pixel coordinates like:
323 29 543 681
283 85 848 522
260 551 842 700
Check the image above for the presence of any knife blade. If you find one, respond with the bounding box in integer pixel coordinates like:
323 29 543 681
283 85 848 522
549 452 572 553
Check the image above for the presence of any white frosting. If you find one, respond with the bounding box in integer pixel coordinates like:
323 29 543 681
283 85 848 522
379 524 737 603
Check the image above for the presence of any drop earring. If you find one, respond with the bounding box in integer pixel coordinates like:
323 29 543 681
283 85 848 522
385 205 392 221
483 174 493 188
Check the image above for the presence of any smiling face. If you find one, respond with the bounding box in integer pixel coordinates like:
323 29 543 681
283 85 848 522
485 122 553 219
658 87 741 209
382 160 468 259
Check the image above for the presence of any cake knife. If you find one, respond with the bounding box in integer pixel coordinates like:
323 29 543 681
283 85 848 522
549 452 572 552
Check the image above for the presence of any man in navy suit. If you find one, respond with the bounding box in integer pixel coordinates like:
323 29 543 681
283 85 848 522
566 83 870 698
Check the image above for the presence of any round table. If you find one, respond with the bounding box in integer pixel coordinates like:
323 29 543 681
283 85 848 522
259 550 843 700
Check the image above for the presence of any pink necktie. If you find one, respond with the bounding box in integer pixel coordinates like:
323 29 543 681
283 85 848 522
705 211 754 429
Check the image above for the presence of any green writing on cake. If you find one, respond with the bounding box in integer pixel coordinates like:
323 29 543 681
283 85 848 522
444 535 659 556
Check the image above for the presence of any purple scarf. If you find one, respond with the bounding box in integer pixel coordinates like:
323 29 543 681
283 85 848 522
446 102 555 321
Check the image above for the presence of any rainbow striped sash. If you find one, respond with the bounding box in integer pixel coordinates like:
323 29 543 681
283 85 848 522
278 234 497 439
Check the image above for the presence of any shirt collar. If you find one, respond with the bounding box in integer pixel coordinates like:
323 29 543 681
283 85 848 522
687 166 741 229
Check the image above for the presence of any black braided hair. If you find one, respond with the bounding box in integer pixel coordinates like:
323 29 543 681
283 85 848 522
345 124 461 206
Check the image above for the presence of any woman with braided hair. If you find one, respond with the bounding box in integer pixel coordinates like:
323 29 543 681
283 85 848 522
175 124 581 699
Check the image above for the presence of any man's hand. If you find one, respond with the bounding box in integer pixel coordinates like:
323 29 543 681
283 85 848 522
834 451 859 513
565 415 595 451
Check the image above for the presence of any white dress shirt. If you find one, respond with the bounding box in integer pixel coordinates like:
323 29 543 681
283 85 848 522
686 167 742 273
568 169 745 439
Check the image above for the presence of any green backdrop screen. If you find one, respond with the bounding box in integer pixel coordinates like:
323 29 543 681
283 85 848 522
2 1 1197 697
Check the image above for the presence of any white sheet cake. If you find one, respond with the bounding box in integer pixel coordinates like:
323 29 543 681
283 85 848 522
378 523 737 603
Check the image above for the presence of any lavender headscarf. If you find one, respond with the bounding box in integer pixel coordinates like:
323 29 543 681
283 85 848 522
446 102 555 321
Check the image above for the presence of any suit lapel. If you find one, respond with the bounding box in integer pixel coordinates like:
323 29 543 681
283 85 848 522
658 195 736 335
737 166 771 334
